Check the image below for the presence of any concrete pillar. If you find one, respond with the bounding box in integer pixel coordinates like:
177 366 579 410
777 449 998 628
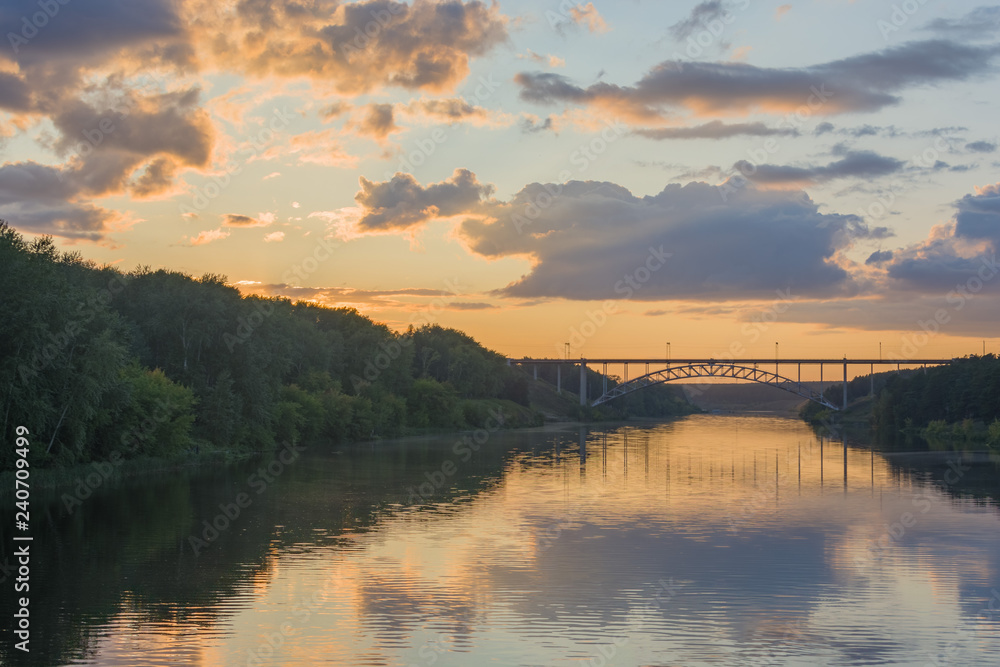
533 364 537 380
842 359 848 410
557 365 561 394
579 362 587 406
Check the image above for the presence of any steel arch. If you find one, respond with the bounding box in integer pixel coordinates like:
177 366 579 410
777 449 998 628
590 362 840 410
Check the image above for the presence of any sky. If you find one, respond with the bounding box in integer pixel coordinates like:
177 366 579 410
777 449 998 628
2 0 1000 367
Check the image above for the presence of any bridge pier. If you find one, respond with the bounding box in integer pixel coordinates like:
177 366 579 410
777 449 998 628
579 362 588 406
557 365 561 394
843 360 848 410
533 364 537 381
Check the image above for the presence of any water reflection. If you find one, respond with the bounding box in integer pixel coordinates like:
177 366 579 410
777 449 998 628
2 415 999 666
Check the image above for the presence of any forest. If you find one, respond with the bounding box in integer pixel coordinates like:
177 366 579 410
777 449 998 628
801 355 1000 445
0 222 689 473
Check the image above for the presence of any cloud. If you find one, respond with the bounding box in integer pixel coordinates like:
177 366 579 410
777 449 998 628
235 282 463 310
515 40 1000 121
458 179 883 300
204 0 510 95
775 4 792 21
256 129 358 168
0 0 182 66
353 168 495 233
568 2 609 33
734 150 905 186
520 115 557 134
352 103 399 141
320 101 352 121
866 249 894 265
634 121 798 140
0 161 122 240
263 231 285 243
518 50 565 67
130 157 180 198
222 213 273 228
860 183 1000 294
184 228 230 246
966 140 997 153
922 6 1000 40
669 1 729 41
402 97 495 125
444 301 496 310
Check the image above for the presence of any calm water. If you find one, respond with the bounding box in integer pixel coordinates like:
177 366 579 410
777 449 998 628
3 414 1000 666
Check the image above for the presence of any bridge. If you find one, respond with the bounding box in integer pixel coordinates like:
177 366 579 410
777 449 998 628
506 358 955 410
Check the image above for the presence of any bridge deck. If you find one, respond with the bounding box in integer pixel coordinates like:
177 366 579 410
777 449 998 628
508 358 954 365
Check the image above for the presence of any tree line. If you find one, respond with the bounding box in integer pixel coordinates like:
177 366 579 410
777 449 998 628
799 355 1000 445
0 222 538 471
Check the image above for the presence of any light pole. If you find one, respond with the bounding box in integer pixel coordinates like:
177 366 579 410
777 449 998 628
879 342 882 361
666 342 671 363
564 342 569 360
775 342 779 372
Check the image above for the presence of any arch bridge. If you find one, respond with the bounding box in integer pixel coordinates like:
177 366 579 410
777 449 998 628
507 357 954 411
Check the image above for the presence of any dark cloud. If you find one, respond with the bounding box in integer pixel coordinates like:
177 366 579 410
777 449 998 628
320 101 352 121
354 168 495 232
0 161 118 239
668 1 729 42
734 150 905 185
966 140 997 153
954 183 1000 242
635 121 798 140
814 122 835 135
406 97 490 123
355 103 398 141
0 0 181 65
877 183 1000 294
457 179 877 301
866 249 894 265
520 116 556 134
51 89 213 167
0 72 31 111
516 40 1000 120
922 6 1000 40
222 214 269 228
130 157 178 198
445 302 496 310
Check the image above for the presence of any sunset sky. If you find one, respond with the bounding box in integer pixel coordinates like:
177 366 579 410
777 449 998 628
2 0 999 363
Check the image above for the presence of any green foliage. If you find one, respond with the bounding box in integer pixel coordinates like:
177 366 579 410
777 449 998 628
870 356 1000 442
407 378 460 428
1 221 555 471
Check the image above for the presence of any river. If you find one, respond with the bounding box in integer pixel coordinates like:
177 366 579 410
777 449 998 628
3 414 1000 666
